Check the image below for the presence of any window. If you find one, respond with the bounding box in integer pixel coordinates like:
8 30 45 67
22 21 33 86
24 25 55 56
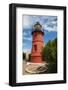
34 45 37 51
34 33 37 37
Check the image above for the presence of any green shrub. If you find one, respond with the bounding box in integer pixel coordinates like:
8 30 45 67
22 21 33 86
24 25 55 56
42 38 57 73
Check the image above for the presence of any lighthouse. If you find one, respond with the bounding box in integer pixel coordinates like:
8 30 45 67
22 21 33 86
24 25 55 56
25 22 47 74
31 22 44 63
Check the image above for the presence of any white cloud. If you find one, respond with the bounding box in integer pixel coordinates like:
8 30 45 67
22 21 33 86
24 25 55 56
23 31 27 36
23 36 32 41
23 15 32 29
23 48 31 53
43 23 57 32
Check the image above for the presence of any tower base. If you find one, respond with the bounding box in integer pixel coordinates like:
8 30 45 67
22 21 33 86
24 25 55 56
31 56 42 63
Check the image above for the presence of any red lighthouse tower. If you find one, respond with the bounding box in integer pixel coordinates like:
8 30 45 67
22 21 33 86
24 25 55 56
31 22 44 63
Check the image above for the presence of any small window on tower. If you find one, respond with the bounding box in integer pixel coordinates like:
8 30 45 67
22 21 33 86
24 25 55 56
34 45 37 51
34 33 37 37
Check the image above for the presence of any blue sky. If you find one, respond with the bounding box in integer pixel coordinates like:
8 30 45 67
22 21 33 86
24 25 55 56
22 15 57 52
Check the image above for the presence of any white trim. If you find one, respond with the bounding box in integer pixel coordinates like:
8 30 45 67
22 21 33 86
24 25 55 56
16 7 64 83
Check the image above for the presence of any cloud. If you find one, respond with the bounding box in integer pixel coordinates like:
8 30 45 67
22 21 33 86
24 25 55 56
23 31 28 36
43 16 57 32
23 29 32 41
23 41 32 53
23 36 32 41
23 48 31 53
23 15 57 32
23 15 32 29
43 21 57 32
44 25 57 32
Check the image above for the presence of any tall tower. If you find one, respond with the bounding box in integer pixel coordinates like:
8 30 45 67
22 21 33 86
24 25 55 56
31 22 44 63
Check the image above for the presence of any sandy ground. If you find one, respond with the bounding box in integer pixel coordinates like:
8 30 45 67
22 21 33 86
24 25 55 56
22 60 47 75
22 60 32 75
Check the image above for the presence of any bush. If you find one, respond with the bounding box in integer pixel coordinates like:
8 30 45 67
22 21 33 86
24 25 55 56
46 63 57 73
42 38 57 73
42 38 57 63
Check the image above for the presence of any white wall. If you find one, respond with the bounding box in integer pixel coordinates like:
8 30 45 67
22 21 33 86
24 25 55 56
0 0 68 90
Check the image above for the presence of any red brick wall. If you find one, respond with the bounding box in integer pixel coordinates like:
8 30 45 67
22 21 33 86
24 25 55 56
31 32 44 63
